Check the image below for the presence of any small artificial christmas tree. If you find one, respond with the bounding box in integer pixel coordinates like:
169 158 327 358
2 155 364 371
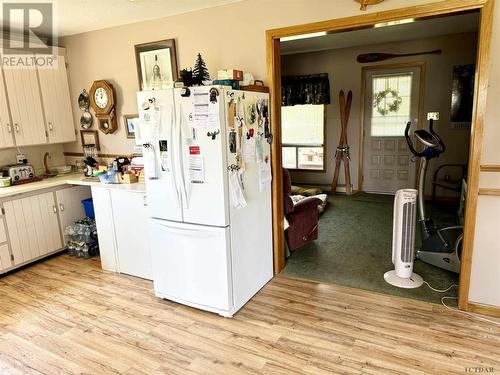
192 53 210 85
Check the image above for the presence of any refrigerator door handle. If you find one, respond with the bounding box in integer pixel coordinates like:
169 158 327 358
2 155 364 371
154 222 221 237
169 107 182 207
176 101 191 208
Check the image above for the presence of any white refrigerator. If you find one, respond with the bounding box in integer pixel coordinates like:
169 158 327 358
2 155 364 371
137 86 273 317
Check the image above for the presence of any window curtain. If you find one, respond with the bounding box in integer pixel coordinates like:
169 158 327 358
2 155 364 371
281 73 331 106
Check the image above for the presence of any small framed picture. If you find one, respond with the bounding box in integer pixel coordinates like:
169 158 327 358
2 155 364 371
80 130 100 150
123 114 139 139
134 39 178 90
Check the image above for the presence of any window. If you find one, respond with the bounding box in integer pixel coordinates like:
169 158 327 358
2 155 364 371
281 104 325 171
371 73 413 137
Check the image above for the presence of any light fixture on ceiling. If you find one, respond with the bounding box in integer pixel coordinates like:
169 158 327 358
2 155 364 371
374 18 415 28
281 31 327 42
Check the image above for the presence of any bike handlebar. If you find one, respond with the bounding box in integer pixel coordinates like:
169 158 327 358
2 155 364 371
405 121 426 157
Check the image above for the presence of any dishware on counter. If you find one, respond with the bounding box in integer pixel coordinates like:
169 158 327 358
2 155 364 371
0 177 11 187
0 163 42 185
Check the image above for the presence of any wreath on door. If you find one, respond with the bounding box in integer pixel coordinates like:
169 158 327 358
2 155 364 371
373 88 402 116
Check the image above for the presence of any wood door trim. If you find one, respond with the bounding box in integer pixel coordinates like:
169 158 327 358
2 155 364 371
358 61 426 192
467 302 500 318
266 0 494 315
480 164 500 172
478 188 500 196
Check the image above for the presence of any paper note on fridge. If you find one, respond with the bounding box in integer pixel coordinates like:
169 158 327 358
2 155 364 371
188 155 205 183
193 92 219 128
243 137 256 162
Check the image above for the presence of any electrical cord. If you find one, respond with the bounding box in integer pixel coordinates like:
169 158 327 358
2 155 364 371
423 281 458 293
441 297 500 327
423 281 500 326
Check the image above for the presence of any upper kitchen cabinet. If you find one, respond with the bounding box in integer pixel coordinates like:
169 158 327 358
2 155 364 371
0 70 15 148
37 55 76 144
3 65 47 146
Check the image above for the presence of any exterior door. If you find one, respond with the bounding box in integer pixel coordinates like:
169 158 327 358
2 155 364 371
362 66 421 194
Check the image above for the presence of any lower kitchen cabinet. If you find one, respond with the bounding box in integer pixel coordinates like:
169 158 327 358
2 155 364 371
0 244 11 272
4 192 62 266
112 190 151 280
92 186 152 280
0 184 92 274
56 185 92 244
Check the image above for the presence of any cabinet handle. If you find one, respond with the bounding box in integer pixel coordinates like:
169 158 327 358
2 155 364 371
48 122 54 131
14 123 20 133
6 124 11 133
59 203 64 212
52 205 58 213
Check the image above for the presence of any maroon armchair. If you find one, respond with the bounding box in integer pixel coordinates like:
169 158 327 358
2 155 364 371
283 169 322 252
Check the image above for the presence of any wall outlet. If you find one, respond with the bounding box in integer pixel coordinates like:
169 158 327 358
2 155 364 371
16 153 26 164
427 112 440 121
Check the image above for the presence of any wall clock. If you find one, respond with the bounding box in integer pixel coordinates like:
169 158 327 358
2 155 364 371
89 80 118 134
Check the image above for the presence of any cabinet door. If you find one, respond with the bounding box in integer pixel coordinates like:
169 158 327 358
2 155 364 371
91 187 117 272
111 191 152 280
56 186 91 242
3 66 47 146
4 192 62 265
0 69 15 148
0 244 12 272
38 56 76 144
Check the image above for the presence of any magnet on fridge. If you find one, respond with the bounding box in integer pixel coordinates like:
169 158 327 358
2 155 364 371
207 130 220 140
209 88 219 103
192 127 197 140
159 140 168 151
181 87 191 97
229 130 237 153
246 128 255 139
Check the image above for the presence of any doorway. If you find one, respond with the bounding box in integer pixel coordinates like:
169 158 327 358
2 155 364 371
362 64 423 193
267 0 493 312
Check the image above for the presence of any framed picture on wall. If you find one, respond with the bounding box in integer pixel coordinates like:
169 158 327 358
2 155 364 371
134 39 178 90
80 130 100 150
123 114 139 139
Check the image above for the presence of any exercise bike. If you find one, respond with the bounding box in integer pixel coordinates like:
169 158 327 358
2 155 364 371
405 120 462 273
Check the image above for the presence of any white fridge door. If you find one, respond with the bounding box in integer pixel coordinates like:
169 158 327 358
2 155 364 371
150 219 232 311
174 87 229 227
137 90 183 222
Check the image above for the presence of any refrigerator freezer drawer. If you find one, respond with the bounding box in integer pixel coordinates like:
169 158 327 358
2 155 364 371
150 220 232 312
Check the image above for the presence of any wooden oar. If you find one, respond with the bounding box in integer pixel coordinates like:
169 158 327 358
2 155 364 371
356 49 441 63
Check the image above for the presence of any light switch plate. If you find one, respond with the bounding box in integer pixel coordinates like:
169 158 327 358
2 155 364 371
427 112 440 121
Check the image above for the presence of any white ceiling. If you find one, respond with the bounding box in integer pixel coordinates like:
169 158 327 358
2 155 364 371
2 0 243 37
281 12 480 55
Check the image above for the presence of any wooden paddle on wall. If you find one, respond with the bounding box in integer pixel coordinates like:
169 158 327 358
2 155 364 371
357 49 442 63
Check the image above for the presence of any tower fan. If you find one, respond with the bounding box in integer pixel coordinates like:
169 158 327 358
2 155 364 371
384 189 423 288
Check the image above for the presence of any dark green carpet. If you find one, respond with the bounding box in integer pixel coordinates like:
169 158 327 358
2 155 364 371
283 192 459 304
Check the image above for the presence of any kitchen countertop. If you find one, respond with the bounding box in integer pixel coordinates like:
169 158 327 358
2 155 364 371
0 173 146 198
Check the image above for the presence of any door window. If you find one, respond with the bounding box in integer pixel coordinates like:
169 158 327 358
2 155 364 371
371 73 413 137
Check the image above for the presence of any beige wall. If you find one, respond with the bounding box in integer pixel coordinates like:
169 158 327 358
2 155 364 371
60 0 499 308
282 32 477 195
469 0 500 308
0 144 66 174
60 0 438 155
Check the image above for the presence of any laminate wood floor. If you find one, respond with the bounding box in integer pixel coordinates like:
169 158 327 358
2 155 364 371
0 254 498 375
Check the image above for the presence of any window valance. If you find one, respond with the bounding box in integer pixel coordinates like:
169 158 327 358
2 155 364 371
281 73 331 106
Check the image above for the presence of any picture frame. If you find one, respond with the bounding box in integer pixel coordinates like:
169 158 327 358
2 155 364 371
80 130 100 150
123 114 139 139
134 39 178 90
